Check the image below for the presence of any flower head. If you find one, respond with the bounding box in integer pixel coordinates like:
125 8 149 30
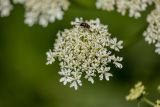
126 82 146 101
141 0 160 55
21 0 70 27
46 18 123 90
96 0 153 18
143 1 160 55
155 100 160 107
0 0 13 17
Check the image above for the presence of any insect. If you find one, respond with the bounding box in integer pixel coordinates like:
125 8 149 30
80 22 90 29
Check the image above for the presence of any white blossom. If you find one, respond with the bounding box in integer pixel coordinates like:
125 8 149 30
143 1 160 55
46 18 123 90
0 0 13 17
59 69 72 85
46 49 56 65
96 0 153 18
20 0 70 27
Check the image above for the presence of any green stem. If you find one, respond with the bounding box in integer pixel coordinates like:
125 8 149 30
142 97 156 107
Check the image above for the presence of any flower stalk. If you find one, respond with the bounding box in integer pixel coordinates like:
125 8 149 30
141 97 156 107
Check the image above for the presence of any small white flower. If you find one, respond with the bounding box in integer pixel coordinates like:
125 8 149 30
98 66 112 81
112 56 123 68
69 71 82 90
0 0 13 17
110 38 123 51
46 18 123 90
59 69 72 85
99 72 113 81
85 70 96 84
46 49 56 65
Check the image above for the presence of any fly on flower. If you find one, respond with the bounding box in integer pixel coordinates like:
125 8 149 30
80 22 90 29
46 18 123 90
72 20 90 29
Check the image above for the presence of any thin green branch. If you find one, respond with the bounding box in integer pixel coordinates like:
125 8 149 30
142 97 156 107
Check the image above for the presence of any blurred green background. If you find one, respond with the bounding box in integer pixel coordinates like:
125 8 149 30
0 0 160 107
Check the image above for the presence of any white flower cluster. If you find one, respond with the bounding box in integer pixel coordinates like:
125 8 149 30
96 0 153 18
0 0 70 27
143 1 160 54
0 0 13 17
126 82 146 101
46 18 123 90
21 0 70 27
